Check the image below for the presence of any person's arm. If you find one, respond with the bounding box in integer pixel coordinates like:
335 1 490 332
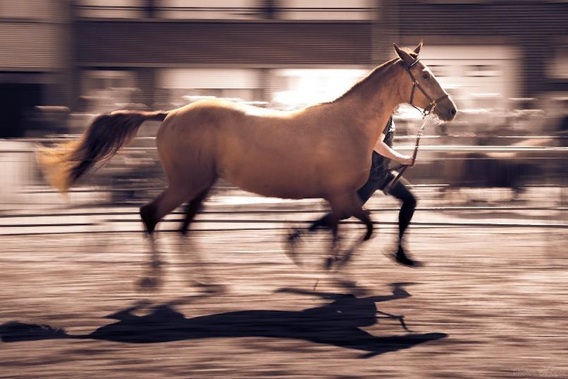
373 133 414 166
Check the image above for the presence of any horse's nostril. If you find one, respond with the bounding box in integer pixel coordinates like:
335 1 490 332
450 108 457 116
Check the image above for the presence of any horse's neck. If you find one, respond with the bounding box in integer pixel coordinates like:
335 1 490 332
333 61 409 146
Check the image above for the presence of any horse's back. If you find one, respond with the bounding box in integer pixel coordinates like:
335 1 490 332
155 99 368 199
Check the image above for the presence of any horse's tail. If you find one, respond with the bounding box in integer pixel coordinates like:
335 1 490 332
37 110 168 193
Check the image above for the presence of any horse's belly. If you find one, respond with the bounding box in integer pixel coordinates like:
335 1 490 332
229 173 319 199
221 158 365 200
221 163 322 199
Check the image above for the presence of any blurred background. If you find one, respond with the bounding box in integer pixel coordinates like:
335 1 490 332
0 0 566 210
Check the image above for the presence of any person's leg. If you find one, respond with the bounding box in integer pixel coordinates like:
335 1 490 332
385 178 421 266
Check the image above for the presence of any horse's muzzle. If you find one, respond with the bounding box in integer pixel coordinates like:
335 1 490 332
436 98 458 122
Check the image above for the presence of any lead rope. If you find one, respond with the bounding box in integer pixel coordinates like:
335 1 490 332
383 115 436 193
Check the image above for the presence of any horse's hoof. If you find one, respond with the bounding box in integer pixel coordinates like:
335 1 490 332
324 251 353 272
136 276 161 290
337 253 353 270
150 259 165 269
323 256 336 271
284 228 303 267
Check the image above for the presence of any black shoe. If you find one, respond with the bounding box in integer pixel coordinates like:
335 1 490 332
394 246 423 268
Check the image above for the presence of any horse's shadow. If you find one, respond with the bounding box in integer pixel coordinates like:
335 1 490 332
0 284 447 359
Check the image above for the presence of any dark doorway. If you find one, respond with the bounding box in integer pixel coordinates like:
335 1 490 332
0 83 42 138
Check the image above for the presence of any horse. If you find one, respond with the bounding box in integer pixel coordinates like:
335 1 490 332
443 115 568 203
37 42 457 284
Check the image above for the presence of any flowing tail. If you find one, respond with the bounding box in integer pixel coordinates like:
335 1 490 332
37 110 168 193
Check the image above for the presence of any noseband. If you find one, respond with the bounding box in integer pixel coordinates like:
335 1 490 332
404 59 449 118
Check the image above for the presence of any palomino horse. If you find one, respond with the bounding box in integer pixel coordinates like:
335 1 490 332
38 42 457 280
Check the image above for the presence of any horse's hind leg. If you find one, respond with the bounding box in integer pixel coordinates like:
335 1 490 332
138 186 190 289
175 186 224 292
179 187 212 236
140 186 189 234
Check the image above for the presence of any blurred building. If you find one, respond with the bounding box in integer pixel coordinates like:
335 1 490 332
0 0 567 137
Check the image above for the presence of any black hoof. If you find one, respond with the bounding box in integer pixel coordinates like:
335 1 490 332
323 253 352 272
137 276 161 290
284 228 303 267
323 256 336 271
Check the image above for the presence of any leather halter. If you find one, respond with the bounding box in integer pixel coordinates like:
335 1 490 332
384 59 449 193
404 59 449 118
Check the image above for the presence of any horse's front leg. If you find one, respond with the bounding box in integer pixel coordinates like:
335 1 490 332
333 207 374 270
333 208 374 271
284 213 333 267
358 208 374 241
324 214 342 270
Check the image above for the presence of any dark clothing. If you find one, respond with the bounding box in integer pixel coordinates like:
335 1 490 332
357 117 396 202
357 117 416 242
357 151 396 202
387 176 417 240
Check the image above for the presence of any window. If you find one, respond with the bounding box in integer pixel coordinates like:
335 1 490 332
547 45 568 79
80 70 138 112
158 0 267 20
76 0 375 20
156 68 262 106
271 68 367 108
0 0 57 20
428 65 451 77
279 0 374 20
465 64 500 78
76 0 146 19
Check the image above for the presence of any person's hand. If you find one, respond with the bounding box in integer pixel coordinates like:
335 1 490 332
398 155 414 167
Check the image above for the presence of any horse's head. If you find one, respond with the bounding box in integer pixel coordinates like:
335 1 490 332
394 42 458 122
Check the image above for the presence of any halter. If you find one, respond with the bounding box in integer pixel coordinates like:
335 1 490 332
404 59 449 118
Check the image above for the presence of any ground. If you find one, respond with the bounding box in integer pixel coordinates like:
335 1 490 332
0 189 567 378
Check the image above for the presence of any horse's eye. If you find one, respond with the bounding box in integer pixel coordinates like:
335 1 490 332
422 72 430 80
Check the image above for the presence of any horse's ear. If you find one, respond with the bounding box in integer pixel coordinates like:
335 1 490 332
413 41 423 55
393 43 416 67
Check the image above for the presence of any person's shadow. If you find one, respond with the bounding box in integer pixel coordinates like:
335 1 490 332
0 283 447 359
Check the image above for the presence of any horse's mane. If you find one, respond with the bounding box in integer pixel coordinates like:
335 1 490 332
330 57 401 104
330 47 420 104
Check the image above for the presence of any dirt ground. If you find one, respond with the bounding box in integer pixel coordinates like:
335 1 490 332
1 197 567 378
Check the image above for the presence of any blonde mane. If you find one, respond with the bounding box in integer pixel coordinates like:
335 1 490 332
330 57 400 104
